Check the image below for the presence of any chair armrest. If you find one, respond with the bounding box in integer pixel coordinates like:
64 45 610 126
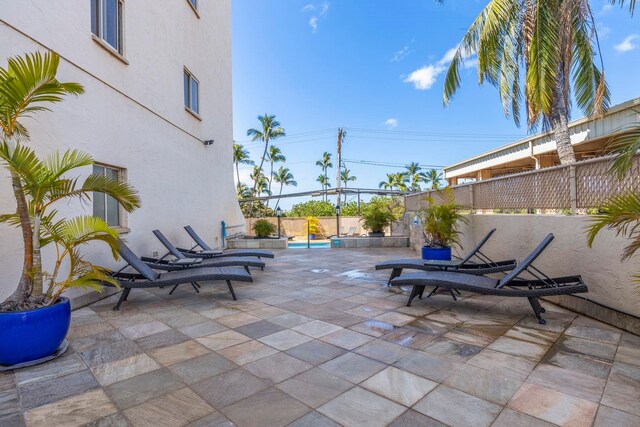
111 271 145 280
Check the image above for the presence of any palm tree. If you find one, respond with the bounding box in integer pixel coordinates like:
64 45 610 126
379 173 396 190
0 52 85 307
246 114 285 193
272 167 297 209
425 168 443 190
404 162 427 192
316 152 333 201
233 142 253 189
250 165 270 195
317 174 330 201
266 145 286 206
443 0 611 165
236 183 251 199
341 168 356 203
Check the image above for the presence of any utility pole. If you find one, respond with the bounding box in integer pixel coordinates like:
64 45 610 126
336 128 346 235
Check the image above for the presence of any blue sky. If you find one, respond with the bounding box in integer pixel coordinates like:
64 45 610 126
232 0 640 209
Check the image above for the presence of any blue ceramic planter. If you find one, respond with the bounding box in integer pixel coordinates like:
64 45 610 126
0 297 71 366
421 246 452 261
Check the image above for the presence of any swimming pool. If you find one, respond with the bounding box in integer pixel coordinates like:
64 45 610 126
288 241 331 248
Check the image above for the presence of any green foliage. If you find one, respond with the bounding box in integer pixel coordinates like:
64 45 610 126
289 200 336 217
419 188 466 249
340 202 360 216
241 201 273 218
360 197 403 234
253 219 276 238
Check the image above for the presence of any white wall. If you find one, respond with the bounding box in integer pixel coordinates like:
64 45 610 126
0 0 243 301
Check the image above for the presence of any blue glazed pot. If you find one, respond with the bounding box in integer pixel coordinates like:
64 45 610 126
309 234 316 240
0 297 71 366
421 246 452 261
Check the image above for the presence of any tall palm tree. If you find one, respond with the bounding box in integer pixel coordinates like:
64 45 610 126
0 52 85 307
425 168 443 190
272 166 297 209
266 145 286 206
246 114 285 193
443 0 611 165
250 165 270 196
233 142 253 189
236 183 251 199
404 162 427 192
379 173 397 190
317 174 330 201
393 172 409 191
341 168 356 203
316 152 333 201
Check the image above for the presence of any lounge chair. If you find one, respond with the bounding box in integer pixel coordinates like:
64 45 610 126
375 229 516 290
390 234 587 324
151 230 266 271
342 227 357 237
183 225 275 259
109 239 253 311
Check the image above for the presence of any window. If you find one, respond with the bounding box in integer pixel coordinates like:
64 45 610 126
91 0 124 54
93 164 123 227
184 68 199 115
187 0 197 11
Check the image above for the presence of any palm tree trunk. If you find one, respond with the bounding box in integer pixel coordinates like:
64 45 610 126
266 161 273 208
552 68 576 164
32 212 43 298
275 183 283 210
235 162 240 189
251 138 269 217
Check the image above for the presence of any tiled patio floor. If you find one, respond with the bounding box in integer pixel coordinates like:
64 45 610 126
2 247 640 426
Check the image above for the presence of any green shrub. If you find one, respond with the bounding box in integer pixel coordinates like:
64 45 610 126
419 188 466 248
253 219 276 238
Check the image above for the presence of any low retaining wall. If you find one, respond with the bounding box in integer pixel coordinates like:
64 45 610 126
245 216 407 238
227 238 287 250
330 236 409 248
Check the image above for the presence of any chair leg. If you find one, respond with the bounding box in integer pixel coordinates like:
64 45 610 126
169 284 179 295
387 268 403 286
454 289 462 295
193 282 201 288
407 285 423 306
226 280 237 300
191 282 200 293
113 288 131 311
448 288 458 301
244 266 250 274
427 286 439 298
527 297 546 324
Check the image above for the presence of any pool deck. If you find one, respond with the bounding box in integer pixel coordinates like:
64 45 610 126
2 247 639 426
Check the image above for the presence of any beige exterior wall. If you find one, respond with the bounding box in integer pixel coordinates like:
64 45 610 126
0 1 241 301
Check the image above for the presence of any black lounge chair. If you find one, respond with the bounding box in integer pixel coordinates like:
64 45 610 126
183 225 275 259
151 230 266 272
376 229 516 288
109 239 252 311
390 234 587 324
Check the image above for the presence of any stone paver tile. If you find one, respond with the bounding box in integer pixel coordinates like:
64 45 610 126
285 340 347 365
545 350 612 379
196 330 251 351
444 363 522 405
135 329 191 352
527 363 606 402
14 352 86 386
349 320 396 337
23 389 117 427
492 408 556 427
222 387 310 427
217 340 278 366
169 353 237 384
78 337 143 368
105 368 183 410
394 351 462 383
565 325 621 345
19 370 100 410
361 366 437 407
381 328 438 349
83 412 129 427
91 353 160 386
215 313 261 329
258 329 313 351
248 306 291 319
67 321 114 340
601 379 640 416
609 361 640 386
288 411 341 427
508 383 599 426
200 307 241 320
559 335 618 361
319 329 374 350
488 336 549 361
345 305 388 319
292 320 343 338
120 321 171 340
0 388 20 421
244 352 312 384
148 340 210 366
594 405 640 427
277 368 352 408
234 320 285 339
421 337 483 362
187 411 234 427
178 321 228 338
319 352 386 384
413 385 502 427
504 325 560 346
268 313 314 328
443 329 493 347
615 339 640 367
373 312 415 327
354 339 412 364
318 387 406 427
192 368 268 409
387 410 447 427
467 348 537 381
123 387 213 427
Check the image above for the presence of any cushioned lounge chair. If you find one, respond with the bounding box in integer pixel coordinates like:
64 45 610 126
150 230 266 272
342 227 357 237
390 234 587 324
109 239 252 311
183 225 275 259
375 229 516 291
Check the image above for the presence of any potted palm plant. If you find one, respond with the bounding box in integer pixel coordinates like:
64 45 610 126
419 188 466 260
360 197 400 237
0 52 140 367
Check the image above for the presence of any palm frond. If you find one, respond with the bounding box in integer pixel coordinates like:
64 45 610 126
82 174 141 212
605 121 640 178
587 192 640 261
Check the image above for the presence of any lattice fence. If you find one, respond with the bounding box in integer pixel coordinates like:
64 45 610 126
405 154 640 213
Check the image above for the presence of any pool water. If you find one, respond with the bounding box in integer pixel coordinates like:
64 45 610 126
288 241 331 248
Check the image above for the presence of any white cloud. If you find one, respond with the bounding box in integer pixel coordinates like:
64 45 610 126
301 4 315 12
597 23 611 40
391 46 411 63
309 16 319 32
614 34 639 52
599 3 613 16
384 118 398 129
303 2 329 33
437 48 458 66
320 1 330 16
404 65 442 90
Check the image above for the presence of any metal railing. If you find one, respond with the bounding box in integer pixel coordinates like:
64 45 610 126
406 154 640 213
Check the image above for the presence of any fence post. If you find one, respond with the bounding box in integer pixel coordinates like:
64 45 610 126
569 165 577 215
468 184 474 213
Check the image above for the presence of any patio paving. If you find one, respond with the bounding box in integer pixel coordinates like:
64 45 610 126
2 247 640 426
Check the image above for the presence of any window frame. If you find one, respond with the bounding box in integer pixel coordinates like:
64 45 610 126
185 0 200 18
183 68 201 117
91 0 126 58
92 163 129 233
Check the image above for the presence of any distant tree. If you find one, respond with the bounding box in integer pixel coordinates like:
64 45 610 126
317 174 330 201
404 162 427 192
236 182 251 199
379 173 396 190
246 114 285 193
272 166 297 209
340 168 357 203
316 152 333 201
266 145 286 207
288 200 336 217
233 142 253 189
393 172 408 191
425 168 443 190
